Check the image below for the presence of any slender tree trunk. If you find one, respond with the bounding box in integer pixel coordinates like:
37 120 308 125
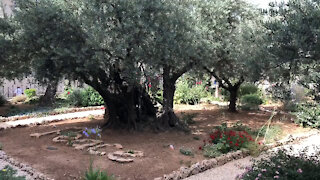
228 87 239 112
39 79 59 105
159 66 187 130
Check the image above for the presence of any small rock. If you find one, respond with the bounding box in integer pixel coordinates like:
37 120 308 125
47 146 58 151
114 143 123 149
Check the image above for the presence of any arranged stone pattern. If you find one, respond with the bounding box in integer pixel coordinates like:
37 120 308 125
0 150 53 180
155 130 320 180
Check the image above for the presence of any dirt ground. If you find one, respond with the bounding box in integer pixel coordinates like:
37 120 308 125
0 104 310 180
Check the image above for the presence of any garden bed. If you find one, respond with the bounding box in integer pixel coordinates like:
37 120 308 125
0 104 310 180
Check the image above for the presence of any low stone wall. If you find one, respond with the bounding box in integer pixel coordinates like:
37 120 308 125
0 151 53 180
0 106 104 123
155 130 320 180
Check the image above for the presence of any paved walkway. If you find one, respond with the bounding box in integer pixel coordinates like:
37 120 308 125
185 133 320 180
0 110 104 129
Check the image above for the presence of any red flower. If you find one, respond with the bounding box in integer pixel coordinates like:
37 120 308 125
101 107 105 110
235 143 239 147
199 146 202 150
148 83 152 88
227 137 231 140
67 91 70 95
229 141 233 144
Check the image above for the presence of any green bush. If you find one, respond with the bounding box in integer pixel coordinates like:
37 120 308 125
221 83 260 101
237 148 320 180
24 89 36 99
66 87 104 107
174 80 209 105
84 162 114 180
179 147 194 156
0 165 26 180
200 123 260 156
294 103 320 128
241 94 263 110
239 84 259 97
0 95 6 106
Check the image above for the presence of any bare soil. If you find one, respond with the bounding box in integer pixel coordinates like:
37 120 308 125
0 104 309 180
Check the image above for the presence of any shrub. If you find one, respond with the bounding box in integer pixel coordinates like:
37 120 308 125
203 144 222 158
24 89 36 99
0 165 26 180
0 95 6 106
174 80 209 105
66 87 104 107
200 123 261 156
294 103 320 128
241 94 263 110
11 95 27 104
237 148 320 180
179 147 193 156
84 164 114 180
239 84 259 97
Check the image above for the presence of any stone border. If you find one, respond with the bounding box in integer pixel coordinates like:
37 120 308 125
155 130 320 180
0 150 53 180
0 106 104 123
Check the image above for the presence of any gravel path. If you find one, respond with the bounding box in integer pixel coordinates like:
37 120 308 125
0 109 104 129
185 133 320 180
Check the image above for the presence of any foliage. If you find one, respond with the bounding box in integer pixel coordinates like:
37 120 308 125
0 165 26 180
66 87 104 107
203 144 222 158
179 147 194 156
0 142 2 150
201 0 270 111
237 148 320 180
24 89 36 99
174 79 210 105
82 127 102 139
200 123 268 157
294 103 320 128
239 84 259 97
84 162 114 180
60 131 78 146
0 94 6 106
11 95 27 104
241 94 263 110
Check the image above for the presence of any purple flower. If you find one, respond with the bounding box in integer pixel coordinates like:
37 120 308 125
258 173 262 177
255 178 259 180
262 169 267 172
83 131 89 137
297 168 303 173
91 129 96 134
274 175 279 179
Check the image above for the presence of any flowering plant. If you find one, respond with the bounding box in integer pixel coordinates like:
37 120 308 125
201 123 260 157
83 127 102 138
237 148 320 180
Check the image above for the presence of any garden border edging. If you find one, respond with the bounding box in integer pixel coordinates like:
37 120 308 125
0 150 53 180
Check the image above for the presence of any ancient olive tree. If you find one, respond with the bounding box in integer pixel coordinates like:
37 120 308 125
200 0 270 112
264 0 320 102
7 0 203 129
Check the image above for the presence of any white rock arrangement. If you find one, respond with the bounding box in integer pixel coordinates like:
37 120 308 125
155 130 320 180
0 150 53 180
30 128 143 163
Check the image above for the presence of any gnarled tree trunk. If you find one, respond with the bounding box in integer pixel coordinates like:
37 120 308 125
39 79 59 105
